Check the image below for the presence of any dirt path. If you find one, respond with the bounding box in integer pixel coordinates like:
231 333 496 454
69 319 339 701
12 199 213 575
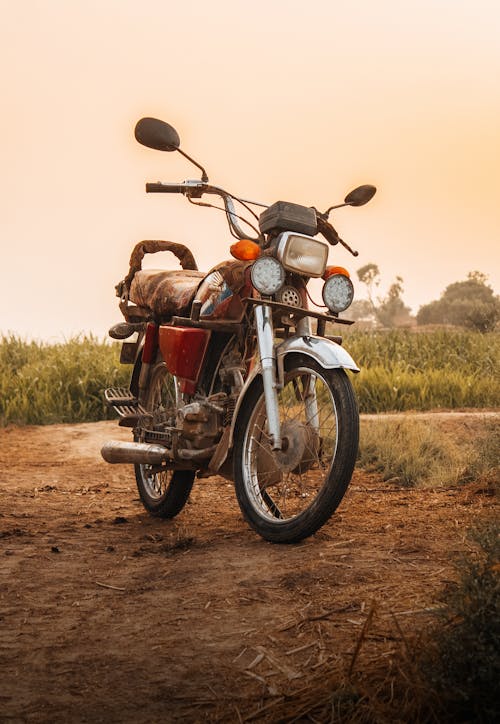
0 418 496 722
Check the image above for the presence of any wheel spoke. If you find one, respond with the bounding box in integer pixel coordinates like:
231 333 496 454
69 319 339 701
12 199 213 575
241 365 342 523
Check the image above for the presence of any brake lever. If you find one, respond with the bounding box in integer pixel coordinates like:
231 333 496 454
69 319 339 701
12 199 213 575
337 236 359 257
316 215 359 256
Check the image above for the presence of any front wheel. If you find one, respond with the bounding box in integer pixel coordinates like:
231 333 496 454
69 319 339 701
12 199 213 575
234 355 359 543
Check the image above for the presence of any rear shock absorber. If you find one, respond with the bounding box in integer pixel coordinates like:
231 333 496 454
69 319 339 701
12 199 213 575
138 322 158 402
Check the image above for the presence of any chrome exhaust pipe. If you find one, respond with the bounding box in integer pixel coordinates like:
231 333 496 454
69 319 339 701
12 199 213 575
101 440 169 465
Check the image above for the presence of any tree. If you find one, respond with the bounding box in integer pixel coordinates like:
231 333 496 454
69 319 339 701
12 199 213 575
417 272 500 332
348 299 377 324
357 263 380 316
356 264 412 327
377 276 413 328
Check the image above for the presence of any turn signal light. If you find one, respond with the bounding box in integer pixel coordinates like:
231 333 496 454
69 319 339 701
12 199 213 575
230 240 261 261
323 265 350 280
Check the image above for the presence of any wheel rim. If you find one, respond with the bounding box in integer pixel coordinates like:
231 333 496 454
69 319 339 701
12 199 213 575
242 366 338 523
137 363 178 501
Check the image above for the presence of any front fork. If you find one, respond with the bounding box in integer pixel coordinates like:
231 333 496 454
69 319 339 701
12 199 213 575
255 304 320 451
254 304 282 450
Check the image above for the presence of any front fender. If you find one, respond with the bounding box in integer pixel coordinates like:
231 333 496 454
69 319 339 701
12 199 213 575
276 335 359 379
228 334 358 452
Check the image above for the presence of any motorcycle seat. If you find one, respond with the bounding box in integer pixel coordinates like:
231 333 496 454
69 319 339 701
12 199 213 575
129 268 205 318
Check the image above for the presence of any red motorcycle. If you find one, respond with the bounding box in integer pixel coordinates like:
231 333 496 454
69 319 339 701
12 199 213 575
101 117 376 543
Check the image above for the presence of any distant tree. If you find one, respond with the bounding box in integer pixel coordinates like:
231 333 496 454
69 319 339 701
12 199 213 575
357 263 380 316
356 264 412 327
417 272 500 332
348 299 377 324
377 276 413 328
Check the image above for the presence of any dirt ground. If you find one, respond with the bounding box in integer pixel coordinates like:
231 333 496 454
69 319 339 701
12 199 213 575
0 416 497 723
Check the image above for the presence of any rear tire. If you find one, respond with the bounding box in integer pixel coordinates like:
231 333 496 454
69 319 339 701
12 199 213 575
135 466 194 519
234 355 359 543
135 361 194 518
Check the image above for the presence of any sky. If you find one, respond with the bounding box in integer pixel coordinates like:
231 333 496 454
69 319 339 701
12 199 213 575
2 0 499 340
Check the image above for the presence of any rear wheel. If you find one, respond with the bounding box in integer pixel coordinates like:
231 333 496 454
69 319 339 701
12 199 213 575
135 362 194 518
234 354 359 543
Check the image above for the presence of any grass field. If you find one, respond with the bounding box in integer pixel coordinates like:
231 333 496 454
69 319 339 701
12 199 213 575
345 328 499 412
0 335 129 425
0 328 498 425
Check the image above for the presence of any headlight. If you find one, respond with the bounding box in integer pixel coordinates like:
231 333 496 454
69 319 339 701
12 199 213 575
322 274 354 313
250 256 285 295
277 233 328 277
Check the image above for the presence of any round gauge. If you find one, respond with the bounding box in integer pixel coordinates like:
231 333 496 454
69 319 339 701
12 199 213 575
277 285 302 307
250 256 285 295
322 274 354 313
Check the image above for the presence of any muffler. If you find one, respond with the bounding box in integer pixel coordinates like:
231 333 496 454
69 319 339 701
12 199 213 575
101 440 169 465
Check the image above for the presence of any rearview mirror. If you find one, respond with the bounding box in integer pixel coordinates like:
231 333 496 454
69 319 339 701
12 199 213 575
134 117 180 152
344 184 377 207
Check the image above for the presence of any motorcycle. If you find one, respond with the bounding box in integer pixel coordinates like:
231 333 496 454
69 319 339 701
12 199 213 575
101 117 376 543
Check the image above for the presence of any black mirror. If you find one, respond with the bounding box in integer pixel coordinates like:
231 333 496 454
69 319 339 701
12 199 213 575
134 117 180 152
344 184 377 207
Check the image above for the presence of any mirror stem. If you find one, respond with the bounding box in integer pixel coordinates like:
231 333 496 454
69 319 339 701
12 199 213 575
322 202 349 218
177 148 209 182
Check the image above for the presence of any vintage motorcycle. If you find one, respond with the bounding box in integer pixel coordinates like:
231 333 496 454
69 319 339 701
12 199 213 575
101 117 376 543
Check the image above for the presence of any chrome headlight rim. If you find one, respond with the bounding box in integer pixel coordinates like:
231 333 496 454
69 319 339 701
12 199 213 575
250 256 286 296
322 273 354 313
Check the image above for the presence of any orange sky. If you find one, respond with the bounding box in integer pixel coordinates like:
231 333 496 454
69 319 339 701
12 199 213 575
2 0 499 340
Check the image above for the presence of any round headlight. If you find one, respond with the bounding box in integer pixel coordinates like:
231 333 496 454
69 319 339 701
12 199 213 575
250 256 285 295
322 274 354 313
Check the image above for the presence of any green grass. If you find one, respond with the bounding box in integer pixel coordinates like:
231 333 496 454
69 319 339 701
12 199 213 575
343 328 500 412
0 335 129 425
0 328 498 425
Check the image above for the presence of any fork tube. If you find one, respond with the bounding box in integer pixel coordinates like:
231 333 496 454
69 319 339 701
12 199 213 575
255 303 282 450
296 316 320 431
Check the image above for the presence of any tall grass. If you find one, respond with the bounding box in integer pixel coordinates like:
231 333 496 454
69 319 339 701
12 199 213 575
0 329 498 425
0 335 129 425
343 328 500 412
358 418 465 487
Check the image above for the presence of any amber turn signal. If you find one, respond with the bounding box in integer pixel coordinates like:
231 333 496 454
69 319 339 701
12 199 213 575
323 265 350 280
230 240 261 261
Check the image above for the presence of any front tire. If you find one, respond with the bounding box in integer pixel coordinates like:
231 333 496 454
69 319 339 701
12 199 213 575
135 361 194 518
234 354 359 543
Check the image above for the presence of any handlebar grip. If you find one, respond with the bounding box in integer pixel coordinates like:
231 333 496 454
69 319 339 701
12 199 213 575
316 216 339 245
146 183 185 193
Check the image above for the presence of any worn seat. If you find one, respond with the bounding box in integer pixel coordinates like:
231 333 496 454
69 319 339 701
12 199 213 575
129 268 205 318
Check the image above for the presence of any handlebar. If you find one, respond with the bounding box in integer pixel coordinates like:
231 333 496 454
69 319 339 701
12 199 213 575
146 180 259 241
146 182 188 194
144 180 359 255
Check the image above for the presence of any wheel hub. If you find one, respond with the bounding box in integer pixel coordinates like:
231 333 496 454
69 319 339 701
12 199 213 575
273 421 319 474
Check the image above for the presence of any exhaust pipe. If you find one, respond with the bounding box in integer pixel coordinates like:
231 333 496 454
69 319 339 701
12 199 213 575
101 440 169 465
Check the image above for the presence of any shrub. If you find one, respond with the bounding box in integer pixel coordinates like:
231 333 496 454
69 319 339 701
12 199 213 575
358 418 465 487
420 519 500 722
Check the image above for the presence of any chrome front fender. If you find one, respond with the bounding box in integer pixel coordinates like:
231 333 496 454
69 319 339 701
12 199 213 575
276 335 359 382
227 334 358 453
